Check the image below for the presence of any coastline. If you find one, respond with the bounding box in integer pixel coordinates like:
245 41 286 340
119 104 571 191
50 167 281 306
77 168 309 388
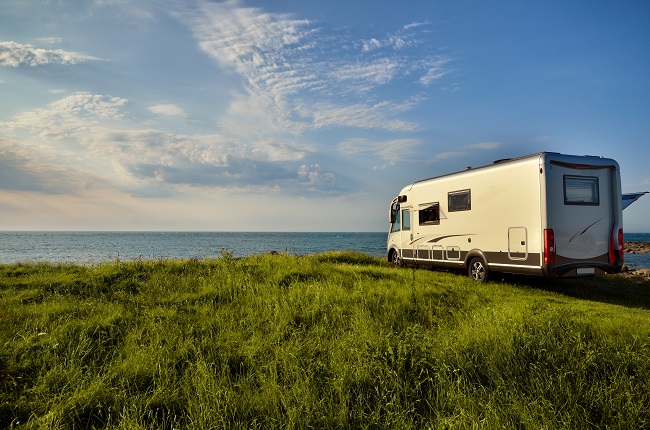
626 241 650 254
623 241 650 279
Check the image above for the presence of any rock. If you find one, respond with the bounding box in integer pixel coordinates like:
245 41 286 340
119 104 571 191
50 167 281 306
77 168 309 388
636 269 650 278
625 242 650 254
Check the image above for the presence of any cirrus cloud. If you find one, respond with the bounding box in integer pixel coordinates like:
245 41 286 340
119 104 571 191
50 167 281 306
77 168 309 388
171 0 452 135
0 41 100 67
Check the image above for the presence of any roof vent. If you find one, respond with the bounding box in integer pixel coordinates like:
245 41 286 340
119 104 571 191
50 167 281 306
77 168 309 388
493 158 512 164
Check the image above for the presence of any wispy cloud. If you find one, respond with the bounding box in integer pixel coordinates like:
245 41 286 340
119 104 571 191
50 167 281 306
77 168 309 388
361 21 432 52
1 92 330 196
2 92 128 142
0 41 100 67
303 101 419 132
337 137 421 168
419 57 452 86
147 104 186 117
330 58 400 92
360 34 410 52
1 1 454 205
297 164 337 192
36 37 63 45
171 0 451 134
404 21 430 30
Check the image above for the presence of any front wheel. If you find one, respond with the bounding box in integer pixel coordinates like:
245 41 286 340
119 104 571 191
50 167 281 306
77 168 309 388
391 250 402 268
468 257 489 282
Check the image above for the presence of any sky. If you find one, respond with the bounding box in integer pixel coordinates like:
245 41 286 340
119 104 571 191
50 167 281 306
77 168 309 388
1 0 649 232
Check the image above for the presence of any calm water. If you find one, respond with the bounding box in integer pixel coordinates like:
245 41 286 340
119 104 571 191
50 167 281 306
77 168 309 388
0 231 648 269
0 232 388 264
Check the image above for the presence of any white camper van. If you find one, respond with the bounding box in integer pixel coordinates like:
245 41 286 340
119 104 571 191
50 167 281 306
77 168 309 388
387 152 624 281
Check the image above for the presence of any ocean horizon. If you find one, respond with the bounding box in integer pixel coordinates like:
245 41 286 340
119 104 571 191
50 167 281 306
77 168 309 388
0 231 388 265
1 231 648 270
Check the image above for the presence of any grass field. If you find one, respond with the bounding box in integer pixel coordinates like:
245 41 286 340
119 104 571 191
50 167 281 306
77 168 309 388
1 251 649 429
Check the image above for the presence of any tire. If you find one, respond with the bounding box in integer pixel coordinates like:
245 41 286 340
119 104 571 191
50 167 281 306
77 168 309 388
468 257 489 282
391 250 402 268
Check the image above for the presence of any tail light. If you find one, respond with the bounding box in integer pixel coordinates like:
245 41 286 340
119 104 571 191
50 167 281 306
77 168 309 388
609 225 624 265
544 229 556 265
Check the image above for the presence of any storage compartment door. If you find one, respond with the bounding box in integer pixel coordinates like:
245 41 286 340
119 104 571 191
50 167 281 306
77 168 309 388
508 227 528 260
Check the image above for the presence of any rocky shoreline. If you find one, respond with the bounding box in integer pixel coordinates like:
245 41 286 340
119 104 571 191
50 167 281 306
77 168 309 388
626 241 650 254
622 241 650 279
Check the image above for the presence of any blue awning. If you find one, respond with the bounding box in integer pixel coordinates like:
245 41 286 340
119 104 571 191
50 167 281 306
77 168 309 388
622 192 648 210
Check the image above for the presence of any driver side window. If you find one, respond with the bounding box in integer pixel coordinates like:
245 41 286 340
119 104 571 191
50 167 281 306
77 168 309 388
391 211 401 232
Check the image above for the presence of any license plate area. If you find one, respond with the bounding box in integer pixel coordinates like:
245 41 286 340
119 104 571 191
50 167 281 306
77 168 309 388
576 267 595 275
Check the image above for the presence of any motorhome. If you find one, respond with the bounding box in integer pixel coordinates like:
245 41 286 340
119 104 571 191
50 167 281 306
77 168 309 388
387 152 625 281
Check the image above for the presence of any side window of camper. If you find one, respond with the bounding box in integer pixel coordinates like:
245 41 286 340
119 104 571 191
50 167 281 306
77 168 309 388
448 189 471 212
419 203 440 225
402 209 411 231
391 210 401 232
564 175 599 205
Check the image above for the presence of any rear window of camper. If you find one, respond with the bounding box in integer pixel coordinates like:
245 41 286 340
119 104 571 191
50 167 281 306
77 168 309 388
564 175 599 205
448 190 471 211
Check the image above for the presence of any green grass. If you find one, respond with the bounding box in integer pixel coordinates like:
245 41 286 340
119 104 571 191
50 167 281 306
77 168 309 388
1 251 649 429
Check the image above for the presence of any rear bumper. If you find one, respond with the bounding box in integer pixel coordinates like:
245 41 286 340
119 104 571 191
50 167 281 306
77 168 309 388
543 261 623 278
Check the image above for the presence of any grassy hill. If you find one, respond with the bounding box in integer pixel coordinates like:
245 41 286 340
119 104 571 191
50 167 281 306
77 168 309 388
1 251 649 429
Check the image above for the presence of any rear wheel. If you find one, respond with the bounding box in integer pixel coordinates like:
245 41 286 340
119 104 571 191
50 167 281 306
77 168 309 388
468 257 489 282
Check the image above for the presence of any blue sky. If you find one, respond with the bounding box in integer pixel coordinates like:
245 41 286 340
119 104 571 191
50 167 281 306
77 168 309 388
1 0 649 232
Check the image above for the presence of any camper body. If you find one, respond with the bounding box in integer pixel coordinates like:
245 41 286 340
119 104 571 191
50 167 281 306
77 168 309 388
387 152 624 281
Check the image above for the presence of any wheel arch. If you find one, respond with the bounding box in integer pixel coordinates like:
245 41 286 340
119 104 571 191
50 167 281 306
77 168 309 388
464 249 488 268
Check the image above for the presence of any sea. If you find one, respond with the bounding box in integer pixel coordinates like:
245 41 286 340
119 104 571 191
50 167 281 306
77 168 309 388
0 231 648 270
0 232 387 265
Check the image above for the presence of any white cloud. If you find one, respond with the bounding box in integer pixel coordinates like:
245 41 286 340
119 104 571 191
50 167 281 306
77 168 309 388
36 37 63 45
360 28 419 52
171 1 451 134
330 58 399 89
147 104 186 117
420 67 449 86
404 21 429 30
303 101 419 132
0 41 100 67
298 163 336 186
1 93 324 196
182 0 315 91
2 93 128 143
419 57 452 86
362 38 382 52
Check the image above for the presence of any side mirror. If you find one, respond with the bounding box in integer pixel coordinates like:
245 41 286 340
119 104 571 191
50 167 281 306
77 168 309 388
389 203 400 223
